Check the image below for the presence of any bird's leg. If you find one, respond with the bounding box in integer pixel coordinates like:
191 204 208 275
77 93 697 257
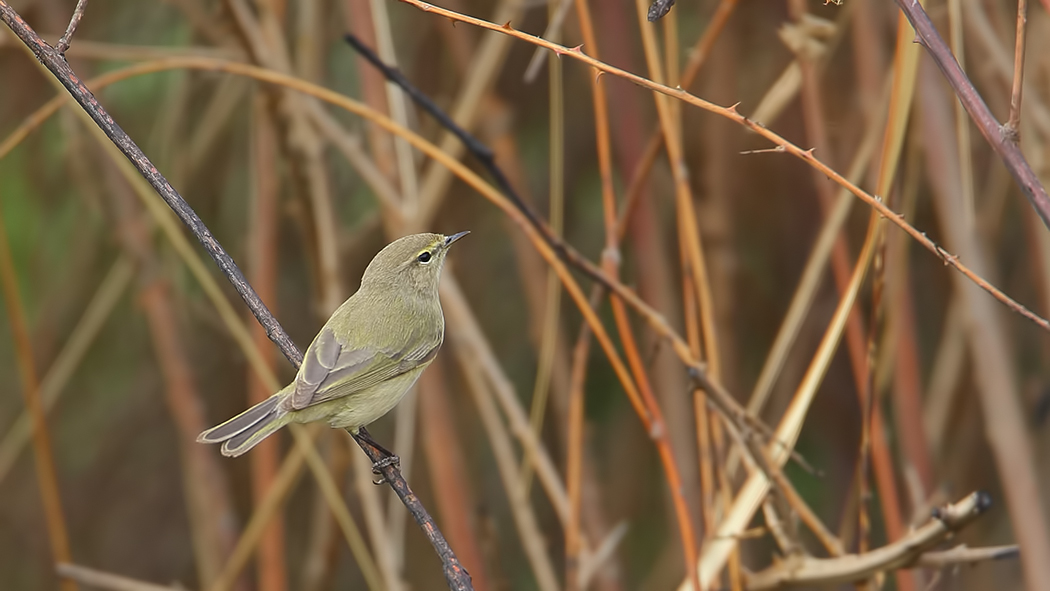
349 427 401 478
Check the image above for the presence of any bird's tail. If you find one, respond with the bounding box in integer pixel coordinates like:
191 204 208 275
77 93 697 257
197 390 291 457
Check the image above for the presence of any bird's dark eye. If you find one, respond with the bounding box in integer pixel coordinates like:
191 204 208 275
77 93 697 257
417 251 433 264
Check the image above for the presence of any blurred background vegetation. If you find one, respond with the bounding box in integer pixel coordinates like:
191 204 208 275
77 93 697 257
2 0 1050 589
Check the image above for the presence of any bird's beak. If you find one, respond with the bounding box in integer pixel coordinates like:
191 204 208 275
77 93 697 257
444 231 470 247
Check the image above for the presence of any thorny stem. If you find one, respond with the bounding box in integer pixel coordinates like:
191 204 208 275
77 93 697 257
0 192 75 591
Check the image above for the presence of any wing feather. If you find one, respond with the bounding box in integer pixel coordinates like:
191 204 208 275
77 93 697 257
291 326 439 409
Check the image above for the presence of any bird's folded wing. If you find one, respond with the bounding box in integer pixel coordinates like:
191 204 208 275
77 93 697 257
290 327 439 409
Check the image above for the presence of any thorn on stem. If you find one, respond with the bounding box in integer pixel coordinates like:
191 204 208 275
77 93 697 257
648 419 665 440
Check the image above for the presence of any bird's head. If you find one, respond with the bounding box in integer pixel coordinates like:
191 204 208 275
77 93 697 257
360 231 469 295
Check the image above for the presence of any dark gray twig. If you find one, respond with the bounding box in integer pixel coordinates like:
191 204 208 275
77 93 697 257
893 0 1050 231
0 4 471 590
55 0 88 55
351 430 472 590
647 0 676 21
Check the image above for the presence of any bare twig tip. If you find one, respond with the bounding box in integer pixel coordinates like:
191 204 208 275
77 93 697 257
974 491 992 512
647 0 676 21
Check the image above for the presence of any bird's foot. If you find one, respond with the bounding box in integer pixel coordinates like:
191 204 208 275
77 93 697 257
371 454 400 485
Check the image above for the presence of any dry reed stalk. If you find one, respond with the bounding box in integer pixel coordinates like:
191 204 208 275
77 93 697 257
848 13 922 589
520 0 565 500
612 0 741 238
362 3 425 579
447 310 560 591
212 436 311 591
419 361 492 591
0 256 132 486
140 279 239 587
884 167 935 498
223 0 343 316
692 210 881 588
946 0 976 227
57 563 182 591
564 324 595 591
292 427 383 591
485 107 624 590
919 62 1050 590
412 0 523 223
1006 0 1029 135
565 1 619 587
247 94 288 591
785 0 874 431
742 77 885 423
106 157 242 587
0 190 75 591
341 0 397 182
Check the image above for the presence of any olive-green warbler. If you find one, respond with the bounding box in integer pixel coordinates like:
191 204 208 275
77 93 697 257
198 231 467 457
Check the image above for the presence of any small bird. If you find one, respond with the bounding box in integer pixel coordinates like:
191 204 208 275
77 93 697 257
198 231 468 458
